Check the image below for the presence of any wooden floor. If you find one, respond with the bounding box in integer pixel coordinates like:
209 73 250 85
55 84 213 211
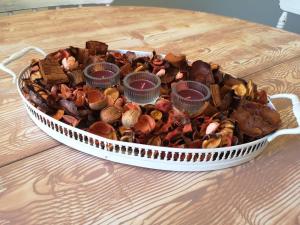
0 6 299 225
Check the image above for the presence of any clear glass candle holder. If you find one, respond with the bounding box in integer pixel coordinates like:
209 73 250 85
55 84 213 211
123 72 161 104
84 62 120 89
171 80 211 115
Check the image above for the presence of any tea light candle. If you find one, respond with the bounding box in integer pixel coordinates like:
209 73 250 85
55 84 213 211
171 80 211 114
123 72 161 104
84 62 120 89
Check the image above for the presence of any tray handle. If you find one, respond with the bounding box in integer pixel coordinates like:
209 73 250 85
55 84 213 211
0 46 46 83
268 93 300 142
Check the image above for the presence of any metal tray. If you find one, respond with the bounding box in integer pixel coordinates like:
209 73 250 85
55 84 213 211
1 46 300 171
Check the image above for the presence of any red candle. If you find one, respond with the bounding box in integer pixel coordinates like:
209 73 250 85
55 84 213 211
178 89 204 100
130 79 155 90
92 70 114 79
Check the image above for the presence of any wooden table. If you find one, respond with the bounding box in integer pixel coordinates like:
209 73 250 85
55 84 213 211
0 6 300 225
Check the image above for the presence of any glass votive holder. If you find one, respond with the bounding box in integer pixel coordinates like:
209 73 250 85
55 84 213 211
84 62 120 89
123 72 161 104
171 80 211 115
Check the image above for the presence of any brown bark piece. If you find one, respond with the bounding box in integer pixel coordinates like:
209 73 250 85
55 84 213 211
86 41 108 55
68 70 85 86
39 59 69 84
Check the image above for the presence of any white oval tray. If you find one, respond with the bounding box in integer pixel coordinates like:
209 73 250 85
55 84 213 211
1 46 300 171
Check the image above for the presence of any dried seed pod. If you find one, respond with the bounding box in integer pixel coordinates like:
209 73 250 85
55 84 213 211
86 89 107 110
73 90 86 107
120 135 134 142
206 122 220 135
202 137 222 148
147 136 162 146
104 87 119 102
143 104 156 114
220 134 233 147
62 115 80 127
218 127 234 136
220 119 235 129
114 97 124 109
124 102 142 114
53 109 64 120
122 109 141 128
134 115 156 134
100 106 122 124
134 65 145 72
155 98 172 113
210 63 219 71
210 84 222 107
119 126 131 136
165 53 186 68
30 71 42 82
232 83 247 97
183 123 193 133
156 69 166 77
150 110 163 121
89 121 117 140
246 79 255 99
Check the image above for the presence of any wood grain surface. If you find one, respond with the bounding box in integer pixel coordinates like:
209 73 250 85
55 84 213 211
0 6 300 225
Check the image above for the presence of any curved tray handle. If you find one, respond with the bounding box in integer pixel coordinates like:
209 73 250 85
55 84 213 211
268 93 300 142
0 46 46 83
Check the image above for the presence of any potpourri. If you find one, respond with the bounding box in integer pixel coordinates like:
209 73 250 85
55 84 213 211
22 41 281 149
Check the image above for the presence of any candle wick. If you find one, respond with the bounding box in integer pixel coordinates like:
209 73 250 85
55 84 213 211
141 82 146 89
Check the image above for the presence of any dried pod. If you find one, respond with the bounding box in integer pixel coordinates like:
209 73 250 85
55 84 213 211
175 71 184 80
147 136 162 146
60 84 72 99
124 102 142 114
185 140 202 148
210 63 219 71
122 109 141 128
223 74 246 87
150 110 163 121
220 119 235 129
155 98 172 113
59 99 79 116
246 79 255 99
62 56 78 71
62 115 80 127
134 65 145 72
86 90 107 110
165 53 186 68
164 127 183 142
73 90 86 107
156 69 166 77
210 84 222 107
30 71 42 82
220 134 233 147
134 115 156 134
232 83 247 97
119 127 134 138
120 135 134 142
53 109 64 120
89 121 117 140
183 123 193 133
100 106 122 124
206 122 220 135
143 104 156 114
218 127 234 136
104 87 119 102
114 97 125 109
256 90 268 105
202 137 222 148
